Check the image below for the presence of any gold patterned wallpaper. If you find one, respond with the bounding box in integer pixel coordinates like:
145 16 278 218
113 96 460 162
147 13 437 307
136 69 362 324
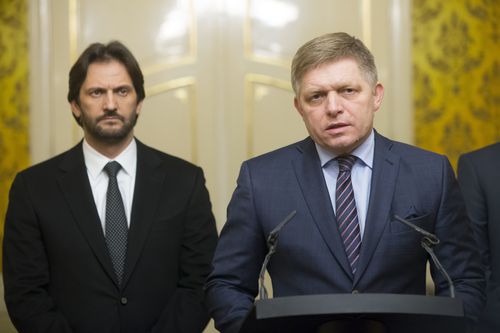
0 0 30 264
413 0 500 168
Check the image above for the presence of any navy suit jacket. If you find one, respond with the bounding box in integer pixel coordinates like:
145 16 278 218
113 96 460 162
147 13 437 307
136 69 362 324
3 139 218 333
458 142 500 333
206 132 485 333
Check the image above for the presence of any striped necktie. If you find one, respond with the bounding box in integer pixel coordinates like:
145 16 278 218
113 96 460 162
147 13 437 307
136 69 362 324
336 155 361 274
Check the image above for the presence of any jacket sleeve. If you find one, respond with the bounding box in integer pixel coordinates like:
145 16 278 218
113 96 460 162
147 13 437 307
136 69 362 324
3 173 74 333
205 162 267 333
431 156 485 322
150 167 218 333
457 154 491 279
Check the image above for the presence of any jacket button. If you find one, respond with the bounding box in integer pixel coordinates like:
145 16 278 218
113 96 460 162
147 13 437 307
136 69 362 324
120 297 128 305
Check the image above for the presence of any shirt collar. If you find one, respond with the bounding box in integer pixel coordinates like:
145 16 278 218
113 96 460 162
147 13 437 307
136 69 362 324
83 138 137 179
315 129 374 169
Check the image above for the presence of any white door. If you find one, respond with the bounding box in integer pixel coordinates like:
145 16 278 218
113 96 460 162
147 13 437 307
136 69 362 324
29 1 411 331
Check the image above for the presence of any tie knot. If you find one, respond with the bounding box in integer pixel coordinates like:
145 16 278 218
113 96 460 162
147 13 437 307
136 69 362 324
104 161 122 178
337 155 356 172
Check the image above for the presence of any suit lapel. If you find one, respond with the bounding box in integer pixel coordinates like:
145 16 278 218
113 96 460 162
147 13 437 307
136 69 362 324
57 143 118 284
353 133 399 285
292 138 353 278
121 140 165 287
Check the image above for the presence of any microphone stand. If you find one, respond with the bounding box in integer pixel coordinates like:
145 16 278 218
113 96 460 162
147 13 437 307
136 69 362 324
394 215 455 298
258 210 297 300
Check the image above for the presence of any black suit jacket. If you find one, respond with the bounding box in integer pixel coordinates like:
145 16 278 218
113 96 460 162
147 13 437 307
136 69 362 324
3 139 218 333
458 142 500 333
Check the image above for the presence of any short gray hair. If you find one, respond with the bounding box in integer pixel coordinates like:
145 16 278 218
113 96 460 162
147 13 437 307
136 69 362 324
291 32 378 95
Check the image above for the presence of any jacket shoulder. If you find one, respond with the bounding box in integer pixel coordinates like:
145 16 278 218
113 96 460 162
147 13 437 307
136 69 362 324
137 141 203 174
377 134 446 163
459 142 500 163
245 137 311 166
16 144 81 178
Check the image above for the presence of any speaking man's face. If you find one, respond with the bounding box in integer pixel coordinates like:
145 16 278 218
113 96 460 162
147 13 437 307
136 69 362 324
294 57 384 155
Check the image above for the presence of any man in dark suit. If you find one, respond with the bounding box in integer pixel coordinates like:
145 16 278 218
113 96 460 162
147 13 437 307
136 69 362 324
458 142 500 333
3 41 218 333
205 32 485 333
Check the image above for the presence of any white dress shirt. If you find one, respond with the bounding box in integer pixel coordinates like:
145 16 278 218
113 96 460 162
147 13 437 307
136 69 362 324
316 130 374 239
83 138 137 232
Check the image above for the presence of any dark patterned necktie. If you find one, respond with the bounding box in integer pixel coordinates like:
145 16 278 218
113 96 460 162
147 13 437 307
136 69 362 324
103 161 128 285
336 155 361 274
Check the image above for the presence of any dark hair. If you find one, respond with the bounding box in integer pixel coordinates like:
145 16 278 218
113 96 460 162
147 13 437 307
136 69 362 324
291 32 378 95
67 41 145 104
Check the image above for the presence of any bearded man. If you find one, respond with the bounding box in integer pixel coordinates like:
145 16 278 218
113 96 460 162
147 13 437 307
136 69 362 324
3 41 218 333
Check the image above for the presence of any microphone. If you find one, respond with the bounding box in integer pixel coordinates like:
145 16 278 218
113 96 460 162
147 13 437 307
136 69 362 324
258 210 297 300
393 215 455 298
